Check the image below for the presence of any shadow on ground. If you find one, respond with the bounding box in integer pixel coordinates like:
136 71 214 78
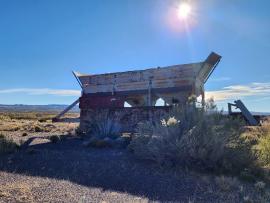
0 136 214 202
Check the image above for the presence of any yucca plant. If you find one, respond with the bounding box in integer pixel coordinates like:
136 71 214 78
86 109 121 139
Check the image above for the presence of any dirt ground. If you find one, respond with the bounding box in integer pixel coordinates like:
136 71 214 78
0 114 269 202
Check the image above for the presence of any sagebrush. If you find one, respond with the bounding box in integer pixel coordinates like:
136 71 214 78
128 103 253 174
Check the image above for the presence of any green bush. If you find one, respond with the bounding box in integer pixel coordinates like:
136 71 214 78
128 104 251 174
0 134 18 154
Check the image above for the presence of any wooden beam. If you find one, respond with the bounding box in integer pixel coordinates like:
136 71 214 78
52 98 79 122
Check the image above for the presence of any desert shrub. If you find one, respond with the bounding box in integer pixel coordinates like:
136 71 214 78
85 109 121 139
38 118 48 122
22 132 28 137
128 104 251 174
34 125 43 132
49 135 60 143
257 136 270 164
0 134 18 154
75 127 87 137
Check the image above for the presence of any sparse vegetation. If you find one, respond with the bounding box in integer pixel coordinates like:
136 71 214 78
254 123 270 166
0 134 18 154
0 109 269 202
128 100 270 180
75 127 86 137
49 135 60 143
34 125 43 132
0 112 78 121
22 132 28 137
215 176 239 192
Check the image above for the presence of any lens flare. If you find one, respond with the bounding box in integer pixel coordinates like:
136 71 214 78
178 2 191 19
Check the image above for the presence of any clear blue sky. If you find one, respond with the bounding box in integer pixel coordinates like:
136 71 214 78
0 0 270 112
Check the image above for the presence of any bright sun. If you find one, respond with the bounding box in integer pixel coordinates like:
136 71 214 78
178 2 191 19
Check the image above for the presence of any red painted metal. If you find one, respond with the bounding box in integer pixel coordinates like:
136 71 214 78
79 95 125 109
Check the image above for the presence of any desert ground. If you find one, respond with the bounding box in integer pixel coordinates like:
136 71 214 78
0 111 269 203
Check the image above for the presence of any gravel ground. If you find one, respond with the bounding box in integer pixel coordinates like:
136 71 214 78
0 135 260 203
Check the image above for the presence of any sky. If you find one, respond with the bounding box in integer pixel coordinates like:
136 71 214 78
0 0 270 112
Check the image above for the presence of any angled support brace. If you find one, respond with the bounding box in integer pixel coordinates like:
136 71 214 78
52 98 80 122
228 100 259 126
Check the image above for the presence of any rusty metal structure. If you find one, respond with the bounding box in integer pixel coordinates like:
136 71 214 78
228 100 259 126
77 52 221 108
54 52 222 131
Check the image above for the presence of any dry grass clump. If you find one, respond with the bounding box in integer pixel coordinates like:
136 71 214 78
0 121 56 133
215 176 240 192
0 123 21 131
21 123 56 133
240 121 270 169
0 111 78 122
253 123 270 166
0 112 53 120
0 134 19 154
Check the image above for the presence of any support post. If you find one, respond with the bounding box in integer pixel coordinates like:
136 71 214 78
52 98 80 122
148 79 152 106
201 85 205 108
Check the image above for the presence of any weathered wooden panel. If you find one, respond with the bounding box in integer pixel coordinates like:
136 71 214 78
78 63 202 94
80 63 200 86
76 52 221 96
84 78 194 93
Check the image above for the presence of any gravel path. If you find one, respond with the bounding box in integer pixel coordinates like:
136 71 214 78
0 136 255 202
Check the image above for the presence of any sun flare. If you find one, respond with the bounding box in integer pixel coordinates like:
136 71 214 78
178 2 191 19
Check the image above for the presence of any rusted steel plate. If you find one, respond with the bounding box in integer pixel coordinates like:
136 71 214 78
79 107 172 132
79 96 125 109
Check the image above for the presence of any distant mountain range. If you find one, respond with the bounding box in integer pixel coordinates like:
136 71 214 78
250 112 270 116
0 104 80 113
222 110 270 116
0 104 269 116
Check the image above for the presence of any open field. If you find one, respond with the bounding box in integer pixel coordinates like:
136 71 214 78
0 111 270 202
0 112 79 144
